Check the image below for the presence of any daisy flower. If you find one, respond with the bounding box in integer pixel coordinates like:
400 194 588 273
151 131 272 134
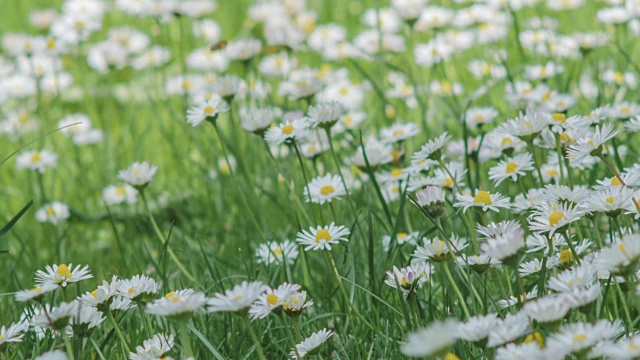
69 303 105 337
597 234 640 275
592 334 640 359
496 342 545 360
477 220 523 239
465 107 499 130
401 319 459 358
582 186 638 217
382 231 419 252
102 184 137 206
528 203 584 236
130 333 174 360
306 101 344 129
31 301 77 330
296 223 351 251
488 153 534 186
458 254 497 274
523 295 571 323
499 109 550 141
481 228 525 263
35 202 70 225
118 161 158 188
255 240 299 266
384 264 429 298
146 289 207 319
15 282 58 302
15 149 57 173
487 312 531 348
380 122 420 143
454 190 511 213
415 186 446 218
264 118 309 145
0 321 29 347
566 123 618 166
249 283 301 320
456 314 499 342
411 132 451 165
35 264 92 288
207 281 268 314
545 320 623 358
240 108 274 135
186 95 230 126
304 174 346 204
283 290 314 317
412 235 468 262
116 275 162 303
34 350 68 360
81 277 132 313
498 287 538 309
290 329 333 359
519 258 558 277
348 140 394 169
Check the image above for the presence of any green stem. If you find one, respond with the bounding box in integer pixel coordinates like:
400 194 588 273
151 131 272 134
324 127 358 218
139 190 196 282
242 316 266 360
107 310 131 354
615 281 633 332
211 122 267 240
138 304 153 339
90 337 106 360
281 316 301 359
442 262 470 319
178 320 193 358
63 334 75 360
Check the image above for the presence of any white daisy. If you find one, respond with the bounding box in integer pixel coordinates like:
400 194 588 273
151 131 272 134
118 161 158 188
255 240 299 266
186 95 230 126
304 174 346 204
454 190 511 213
488 153 534 186
35 264 92 288
290 329 333 359
130 333 174 360
249 283 301 320
296 223 351 251
15 149 57 173
35 202 70 225
401 319 459 358
102 184 137 206
207 281 268 314
146 289 207 319
264 118 309 145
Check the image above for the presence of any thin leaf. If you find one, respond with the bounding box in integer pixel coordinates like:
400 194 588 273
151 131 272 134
0 200 33 237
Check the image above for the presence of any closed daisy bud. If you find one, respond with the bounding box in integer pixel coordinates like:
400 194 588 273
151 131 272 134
415 186 446 218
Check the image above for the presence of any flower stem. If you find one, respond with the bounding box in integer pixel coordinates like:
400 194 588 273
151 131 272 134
139 190 195 282
242 316 266 360
63 334 75 360
324 127 358 218
178 320 193 358
211 122 267 240
90 337 106 360
442 262 470 319
281 316 301 359
106 310 131 354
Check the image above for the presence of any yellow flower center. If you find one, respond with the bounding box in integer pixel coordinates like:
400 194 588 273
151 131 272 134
32 286 41 292
473 191 492 205
315 229 332 242
391 168 403 178
501 137 513 147
204 106 215 115
611 177 622 186
272 248 283 255
183 80 192 90
128 287 135 293
524 332 545 348
397 232 408 239
56 264 72 278
91 290 98 299
548 211 565 227
31 152 42 163
621 106 630 115
614 72 624 85
281 124 294 135
392 129 405 137
115 187 126 196
233 295 244 301
605 197 615 204
441 81 452 94
266 293 279 306
443 353 461 360
560 133 573 143
551 113 566 123
165 291 177 299
443 177 453 188
630 343 639 351
546 169 559 177
505 162 518 174
320 185 335 195
47 207 56 216
344 116 353 125
339 87 349 96
560 249 573 263
390 149 402 162
572 334 587 343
